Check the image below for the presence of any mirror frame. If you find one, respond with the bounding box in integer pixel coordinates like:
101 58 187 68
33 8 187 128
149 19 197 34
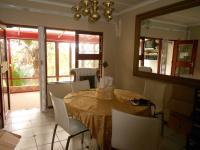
133 0 200 87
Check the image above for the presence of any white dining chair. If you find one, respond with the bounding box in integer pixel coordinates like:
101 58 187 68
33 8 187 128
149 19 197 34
49 92 89 150
71 80 90 92
112 109 161 150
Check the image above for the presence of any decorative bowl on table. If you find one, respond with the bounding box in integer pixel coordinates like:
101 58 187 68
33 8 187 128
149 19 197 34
96 86 114 100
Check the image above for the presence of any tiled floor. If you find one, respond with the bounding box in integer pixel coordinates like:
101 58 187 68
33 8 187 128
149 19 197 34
3 108 186 150
10 92 40 110
4 108 94 150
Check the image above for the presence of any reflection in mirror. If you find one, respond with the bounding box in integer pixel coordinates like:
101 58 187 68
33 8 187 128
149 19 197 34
139 6 200 80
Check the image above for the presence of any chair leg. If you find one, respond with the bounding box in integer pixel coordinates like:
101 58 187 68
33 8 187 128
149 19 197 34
161 113 164 136
51 124 58 150
81 133 84 149
65 136 72 150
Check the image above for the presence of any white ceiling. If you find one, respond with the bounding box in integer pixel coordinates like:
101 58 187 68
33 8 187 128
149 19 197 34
152 5 200 27
0 0 159 18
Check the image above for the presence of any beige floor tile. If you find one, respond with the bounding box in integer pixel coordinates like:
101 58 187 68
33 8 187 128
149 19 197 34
60 135 88 150
37 142 63 150
5 117 30 124
56 130 69 141
15 145 37 150
32 125 54 135
35 132 59 146
50 124 64 132
12 121 32 131
3 124 13 131
13 128 34 138
21 147 38 150
17 137 36 149
30 119 53 128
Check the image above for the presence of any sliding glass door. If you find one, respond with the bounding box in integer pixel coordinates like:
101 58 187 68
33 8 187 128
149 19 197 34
46 29 103 83
0 24 10 128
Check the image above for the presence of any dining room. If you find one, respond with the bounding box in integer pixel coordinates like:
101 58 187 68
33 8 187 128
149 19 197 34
0 0 200 150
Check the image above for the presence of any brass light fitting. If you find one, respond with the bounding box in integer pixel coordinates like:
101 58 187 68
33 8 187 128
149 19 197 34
72 0 114 23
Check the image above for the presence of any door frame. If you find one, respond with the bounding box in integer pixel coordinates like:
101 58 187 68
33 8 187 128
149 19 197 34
171 40 198 76
0 23 10 127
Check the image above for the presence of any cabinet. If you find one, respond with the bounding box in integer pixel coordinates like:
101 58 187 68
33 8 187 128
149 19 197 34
186 89 200 149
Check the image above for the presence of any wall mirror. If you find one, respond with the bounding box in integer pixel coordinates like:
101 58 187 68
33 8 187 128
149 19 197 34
134 0 200 87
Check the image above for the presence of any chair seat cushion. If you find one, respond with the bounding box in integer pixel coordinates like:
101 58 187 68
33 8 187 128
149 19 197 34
68 118 88 135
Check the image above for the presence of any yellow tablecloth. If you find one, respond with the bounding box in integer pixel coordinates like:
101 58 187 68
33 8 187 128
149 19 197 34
64 89 151 150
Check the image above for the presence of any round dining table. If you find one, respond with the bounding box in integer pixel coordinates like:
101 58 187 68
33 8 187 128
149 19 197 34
64 89 151 150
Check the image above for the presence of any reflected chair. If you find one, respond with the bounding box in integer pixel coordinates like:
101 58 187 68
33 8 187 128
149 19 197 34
71 80 90 92
50 92 89 150
139 66 152 73
112 109 161 150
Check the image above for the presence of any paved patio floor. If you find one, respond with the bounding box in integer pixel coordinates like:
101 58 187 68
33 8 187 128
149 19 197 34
10 91 40 110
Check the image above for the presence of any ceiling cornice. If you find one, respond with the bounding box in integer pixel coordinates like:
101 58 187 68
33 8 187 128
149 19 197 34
0 3 73 17
0 2 117 25
0 0 164 19
116 0 160 16
27 0 73 8
150 18 188 28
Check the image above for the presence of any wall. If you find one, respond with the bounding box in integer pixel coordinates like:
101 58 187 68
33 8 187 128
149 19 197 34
141 21 188 75
141 21 188 40
115 0 196 122
0 7 117 109
114 0 190 93
0 8 117 78
189 25 200 79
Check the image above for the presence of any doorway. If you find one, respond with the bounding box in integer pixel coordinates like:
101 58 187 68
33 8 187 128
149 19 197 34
6 26 40 111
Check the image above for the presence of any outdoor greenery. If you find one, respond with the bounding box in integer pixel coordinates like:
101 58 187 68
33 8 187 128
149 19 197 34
11 39 39 86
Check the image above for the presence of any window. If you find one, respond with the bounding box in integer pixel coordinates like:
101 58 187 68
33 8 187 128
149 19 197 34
76 32 103 70
46 29 102 83
139 37 162 74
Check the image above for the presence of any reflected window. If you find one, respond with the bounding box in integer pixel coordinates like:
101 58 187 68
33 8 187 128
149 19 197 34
139 37 162 74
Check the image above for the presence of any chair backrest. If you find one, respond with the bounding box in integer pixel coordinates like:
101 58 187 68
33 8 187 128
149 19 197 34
49 92 69 131
71 68 99 88
143 80 167 112
71 80 90 92
112 109 161 150
139 66 152 73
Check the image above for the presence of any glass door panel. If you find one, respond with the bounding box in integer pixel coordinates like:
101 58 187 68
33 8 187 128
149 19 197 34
177 44 193 61
79 34 100 54
47 42 56 82
172 40 198 76
46 29 76 83
76 31 103 70
0 25 10 127
58 43 70 76
78 60 99 68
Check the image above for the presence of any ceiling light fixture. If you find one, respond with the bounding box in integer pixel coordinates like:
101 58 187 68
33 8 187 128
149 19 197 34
72 0 114 23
